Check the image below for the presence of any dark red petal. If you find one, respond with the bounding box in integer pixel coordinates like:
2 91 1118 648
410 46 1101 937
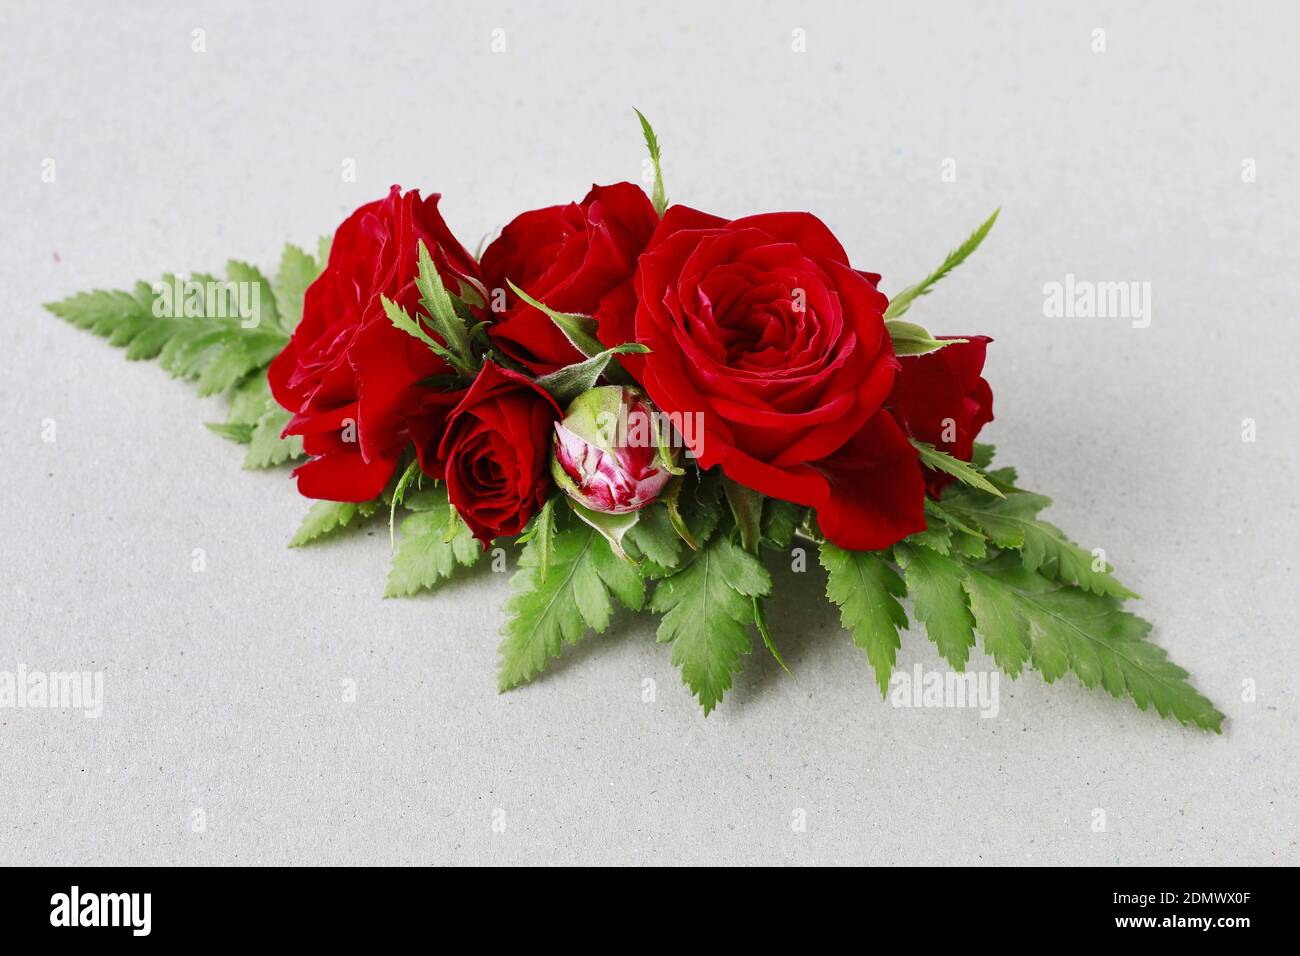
811 411 927 550
292 448 397 502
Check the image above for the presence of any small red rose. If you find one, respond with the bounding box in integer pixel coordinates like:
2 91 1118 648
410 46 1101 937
887 336 994 497
481 182 658 374
430 361 562 545
268 186 480 501
618 205 926 551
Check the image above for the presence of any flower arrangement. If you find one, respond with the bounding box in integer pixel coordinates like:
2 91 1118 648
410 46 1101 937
45 114 1222 729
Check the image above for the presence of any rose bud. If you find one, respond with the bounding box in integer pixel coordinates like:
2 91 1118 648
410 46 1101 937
551 386 678 514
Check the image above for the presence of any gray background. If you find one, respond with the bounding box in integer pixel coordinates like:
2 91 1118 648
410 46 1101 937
1 0 1296 865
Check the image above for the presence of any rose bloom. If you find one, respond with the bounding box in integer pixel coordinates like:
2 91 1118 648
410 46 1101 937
550 386 677 515
887 336 994 497
269 186 480 501
423 362 561 545
606 205 926 551
481 182 658 374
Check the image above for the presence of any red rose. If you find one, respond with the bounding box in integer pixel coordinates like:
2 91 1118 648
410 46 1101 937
620 205 926 551
887 336 994 497
268 186 480 501
430 361 561 545
481 182 658 374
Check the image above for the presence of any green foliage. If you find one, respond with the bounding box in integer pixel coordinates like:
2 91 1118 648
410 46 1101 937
941 485 1138 599
894 541 977 670
911 440 1005 498
387 458 423 548
821 491 1221 730
722 478 764 553
289 499 380 548
507 280 604 358
385 486 481 597
909 522 953 555
498 512 645 691
47 276 288 396
625 502 684 571
886 319 965 357
536 343 649 404
760 499 803 551
224 260 281 332
517 497 558 581
634 108 668 216
884 209 1000 319
272 240 328 331
243 406 301 468
207 375 305 468
382 295 464 371
651 535 771 714
820 543 908 697
627 475 723 577
412 239 478 376
567 499 640 561
962 555 1223 731
47 243 327 467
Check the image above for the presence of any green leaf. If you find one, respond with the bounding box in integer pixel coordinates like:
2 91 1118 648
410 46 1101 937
923 500 987 559
388 458 423 548
1021 517 1140 600
289 500 372 547
963 555 1223 731
651 535 771 714
760 499 802 551
381 295 461 368
925 497 983 536
820 543 908 698
384 487 481 597
661 474 724 559
884 209 999 319
415 240 476 373
908 520 953 555
752 595 791 676
722 478 764 553
972 442 996 469
244 406 302 468
949 528 988 560
224 260 280 332
206 374 303 465
960 562 1032 677
894 541 977 670
886 319 966 357
911 440 1005 498
229 373 278 422
519 497 558 582
272 242 325 332
625 502 684 572
506 280 605 359
634 108 668 216
536 343 649 404
568 499 639 562
46 279 289 397
205 421 254 443
626 476 725 578
498 514 645 690
943 486 1138 599
415 240 461 331
721 484 790 675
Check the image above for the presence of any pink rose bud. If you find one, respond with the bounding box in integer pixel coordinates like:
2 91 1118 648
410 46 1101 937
551 386 678 514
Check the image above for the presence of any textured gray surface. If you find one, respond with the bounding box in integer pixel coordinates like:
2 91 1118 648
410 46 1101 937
1 0 1296 866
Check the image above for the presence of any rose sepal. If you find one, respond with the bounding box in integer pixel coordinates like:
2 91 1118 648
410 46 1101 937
566 499 639 562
